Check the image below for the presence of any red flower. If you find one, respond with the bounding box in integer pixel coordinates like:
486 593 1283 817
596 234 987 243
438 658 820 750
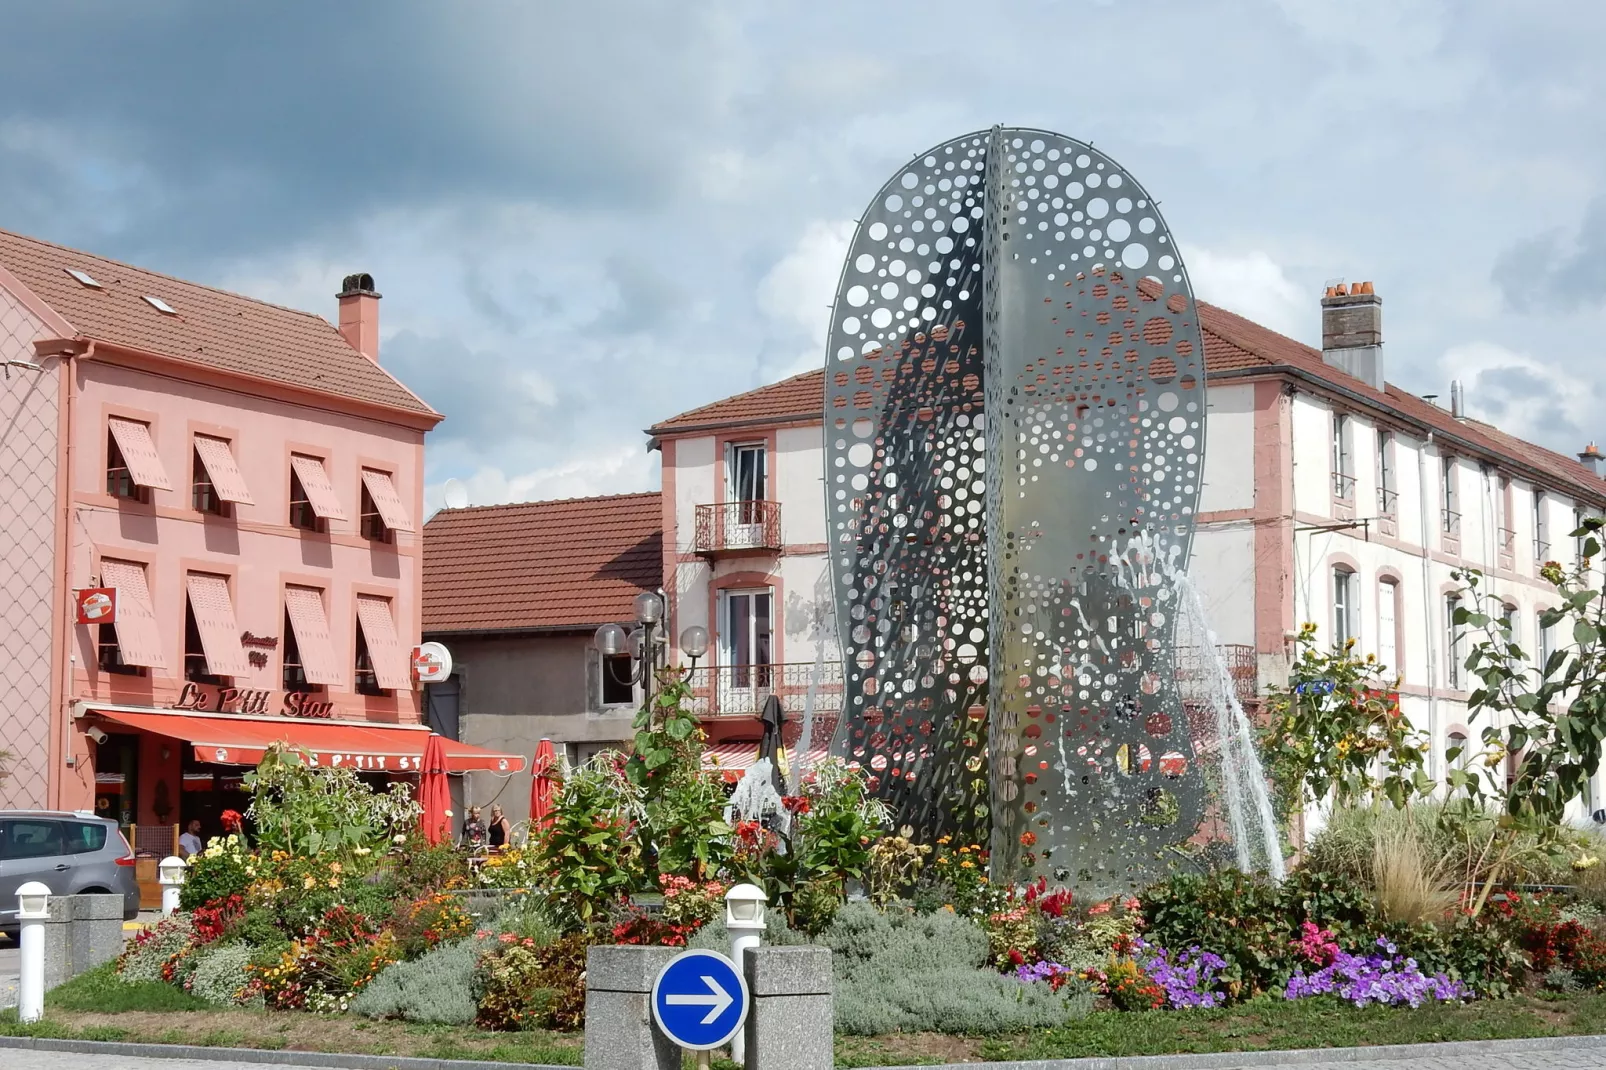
1008 948 1026 966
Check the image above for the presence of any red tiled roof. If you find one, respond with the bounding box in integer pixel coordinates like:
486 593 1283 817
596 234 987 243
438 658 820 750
422 492 663 634
0 227 437 419
650 300 1606 504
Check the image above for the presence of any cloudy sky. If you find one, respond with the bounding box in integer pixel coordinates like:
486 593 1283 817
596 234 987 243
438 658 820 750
4 1 1605 509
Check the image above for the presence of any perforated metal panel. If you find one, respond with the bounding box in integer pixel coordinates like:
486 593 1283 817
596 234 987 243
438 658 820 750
827 127 1209 893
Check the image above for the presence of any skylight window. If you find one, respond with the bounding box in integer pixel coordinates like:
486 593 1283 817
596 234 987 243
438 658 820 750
142 295 177 315
65 268 102 289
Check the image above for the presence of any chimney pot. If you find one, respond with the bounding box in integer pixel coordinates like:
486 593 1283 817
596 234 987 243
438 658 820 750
1578 442 1606 478
336 273 381 362
1320 280 1384 390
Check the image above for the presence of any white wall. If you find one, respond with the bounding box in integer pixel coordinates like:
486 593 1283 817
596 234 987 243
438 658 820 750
777 426 826 545
1200 383 1255 513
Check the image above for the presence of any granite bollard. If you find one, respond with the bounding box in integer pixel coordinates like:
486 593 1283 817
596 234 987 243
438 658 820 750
583 945 681 1070
742 945 832 1070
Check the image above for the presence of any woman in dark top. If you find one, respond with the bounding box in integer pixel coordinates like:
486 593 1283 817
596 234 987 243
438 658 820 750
487 804 512 850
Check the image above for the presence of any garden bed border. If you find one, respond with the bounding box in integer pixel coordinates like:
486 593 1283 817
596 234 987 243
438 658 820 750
3 1031 1606 1070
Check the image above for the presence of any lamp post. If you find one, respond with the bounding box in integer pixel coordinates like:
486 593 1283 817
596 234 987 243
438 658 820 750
594 592 711 714
724 882 767 1065
158 855 186 917
16 881 50 1023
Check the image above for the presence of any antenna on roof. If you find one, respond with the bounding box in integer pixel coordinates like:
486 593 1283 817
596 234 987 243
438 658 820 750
442 478 469 510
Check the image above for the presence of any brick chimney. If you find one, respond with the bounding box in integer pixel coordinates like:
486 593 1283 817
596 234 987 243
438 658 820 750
336 273 381 362
1579 442 1605 478
1320 280 1383 391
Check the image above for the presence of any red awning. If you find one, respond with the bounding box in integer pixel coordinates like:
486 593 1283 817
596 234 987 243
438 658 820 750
703 741 830 782
88 707 525 774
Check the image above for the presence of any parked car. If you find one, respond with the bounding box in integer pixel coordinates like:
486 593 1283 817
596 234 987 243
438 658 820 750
0 811 141 935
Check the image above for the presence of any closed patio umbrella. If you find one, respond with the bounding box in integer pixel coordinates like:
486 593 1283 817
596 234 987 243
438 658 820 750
530 738 560 831
418 733 453 846
756 695 788 794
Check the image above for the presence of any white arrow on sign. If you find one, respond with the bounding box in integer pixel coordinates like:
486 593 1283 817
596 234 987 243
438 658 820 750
665 974 733 1025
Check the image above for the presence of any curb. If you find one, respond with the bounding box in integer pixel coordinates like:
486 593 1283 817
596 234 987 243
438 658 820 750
0 1035 576 1070
2 1031 1604 1070
898 1031 1606 1069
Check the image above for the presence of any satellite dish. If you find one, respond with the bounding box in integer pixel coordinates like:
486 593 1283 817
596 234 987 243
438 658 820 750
442 478 469 510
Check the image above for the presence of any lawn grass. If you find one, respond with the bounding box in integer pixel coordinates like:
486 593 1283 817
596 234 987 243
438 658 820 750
6 968 1606 1068
836 992 1606 1066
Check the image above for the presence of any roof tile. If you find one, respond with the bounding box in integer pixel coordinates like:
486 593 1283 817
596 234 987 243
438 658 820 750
422 492 662 633
651 300 1606 504
0 227 437 418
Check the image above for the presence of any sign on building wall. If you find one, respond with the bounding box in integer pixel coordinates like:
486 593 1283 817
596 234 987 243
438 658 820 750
74 587 117 625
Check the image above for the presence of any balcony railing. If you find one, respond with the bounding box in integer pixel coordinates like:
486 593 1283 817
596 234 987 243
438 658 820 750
1331 472 1356 499
1174 643 1259 708
687 646 1257 720
694 500 782 555
686 661 845 718
1441 508 1462 537
1377 487 1399 515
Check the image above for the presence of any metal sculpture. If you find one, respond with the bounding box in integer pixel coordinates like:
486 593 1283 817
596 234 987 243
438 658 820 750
826 128 1210 894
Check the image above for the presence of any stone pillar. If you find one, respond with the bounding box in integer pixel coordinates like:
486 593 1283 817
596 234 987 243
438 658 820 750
743 945 832 1070
40 897 75 990
69 894 126 975
583 945 680 1070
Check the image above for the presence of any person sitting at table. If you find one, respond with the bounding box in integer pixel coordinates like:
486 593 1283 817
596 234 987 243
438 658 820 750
178 819 203 858
461 806 486 851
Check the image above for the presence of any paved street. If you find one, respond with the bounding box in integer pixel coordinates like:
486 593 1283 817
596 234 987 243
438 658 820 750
2 1041 1605 1070
0 935 17 1010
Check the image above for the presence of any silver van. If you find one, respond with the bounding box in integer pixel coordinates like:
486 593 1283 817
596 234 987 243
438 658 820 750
0 811 141 935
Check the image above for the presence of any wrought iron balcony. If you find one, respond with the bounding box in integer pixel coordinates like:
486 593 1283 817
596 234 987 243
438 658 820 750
693 500 782 556
685 661 844 718
1173 643 1260 708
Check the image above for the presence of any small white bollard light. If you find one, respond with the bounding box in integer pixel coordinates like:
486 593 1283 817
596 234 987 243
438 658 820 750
17 881 50 1024
158 855 186 917
725 882 767 1064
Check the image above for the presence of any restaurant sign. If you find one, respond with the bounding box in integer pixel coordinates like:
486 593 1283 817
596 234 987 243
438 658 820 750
172 681 336 719
74 587 118 625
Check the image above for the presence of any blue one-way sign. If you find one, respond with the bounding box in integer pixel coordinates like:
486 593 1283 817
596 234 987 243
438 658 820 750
651 948 749 1050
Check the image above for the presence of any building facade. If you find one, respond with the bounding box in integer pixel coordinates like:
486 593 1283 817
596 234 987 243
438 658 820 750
646 282 1606 820
421 492 662 823
0 228 518 840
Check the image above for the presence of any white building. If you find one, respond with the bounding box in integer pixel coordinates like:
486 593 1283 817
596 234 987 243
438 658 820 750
644 282 1606 816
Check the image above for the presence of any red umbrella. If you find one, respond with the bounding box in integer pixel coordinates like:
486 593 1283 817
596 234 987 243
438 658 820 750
530 738 560 832
418 733 453 845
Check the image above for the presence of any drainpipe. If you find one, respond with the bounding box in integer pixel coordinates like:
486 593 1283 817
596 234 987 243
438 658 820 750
47 339 90 806
1418 431 1438 782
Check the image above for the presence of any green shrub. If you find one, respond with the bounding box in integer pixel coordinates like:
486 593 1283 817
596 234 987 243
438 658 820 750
824 903 1090 1034
180 836 252 910
351 937 480 1024
117 915 194 983
186 942 261 1006
1304 801 1568 888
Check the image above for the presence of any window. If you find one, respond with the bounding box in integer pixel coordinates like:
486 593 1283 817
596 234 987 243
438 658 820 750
600 653 635 706
0 819 63 860
1535 493 1550 565
183 601 225 685
106 428 148 502
721 588 774 690
192 446 229 516
1441 457 1460 536
1447 731 1470 772
730 443 767 525
1332 567 1357 647
1377 579 1399 677
63 822 108 854
282 608 322 693
97 621 142 676
353 618 385 696
1445 593 1463 688
1376 430 1397 514
289 467 323 532
1496 477 1513 550
1331 414 1354 498
359 481 390 542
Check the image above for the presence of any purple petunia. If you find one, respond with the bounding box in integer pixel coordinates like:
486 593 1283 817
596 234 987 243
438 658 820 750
1284 938 1466 1008
1134 939 1229 1009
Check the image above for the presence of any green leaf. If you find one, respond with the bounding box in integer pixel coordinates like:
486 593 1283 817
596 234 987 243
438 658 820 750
1575 620 1599 646
666 716 694 741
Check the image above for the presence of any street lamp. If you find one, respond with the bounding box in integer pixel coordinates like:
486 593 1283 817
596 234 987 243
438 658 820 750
593 591 711 713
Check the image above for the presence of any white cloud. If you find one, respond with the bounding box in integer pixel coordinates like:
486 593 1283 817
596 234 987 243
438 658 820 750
757 219 855 376
1181 246 1311 343
424 443 659 516
1436 341 1600 446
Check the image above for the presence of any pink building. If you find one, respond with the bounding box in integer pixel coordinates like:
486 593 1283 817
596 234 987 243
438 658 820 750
0 228 520 840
